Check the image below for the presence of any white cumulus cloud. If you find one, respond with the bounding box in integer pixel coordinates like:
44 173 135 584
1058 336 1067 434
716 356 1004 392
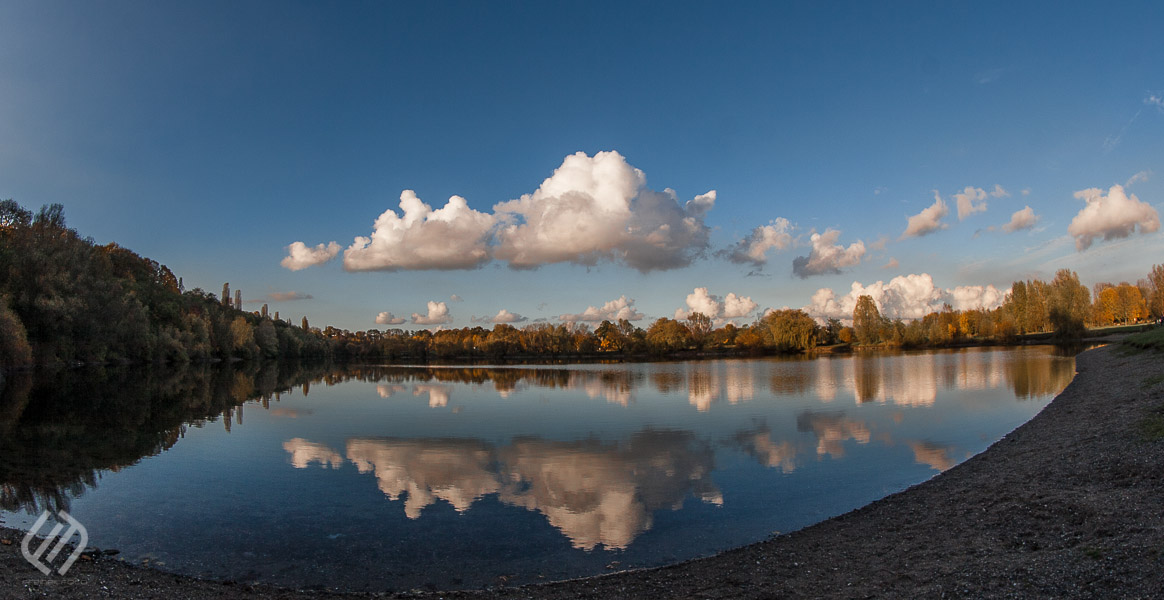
559 296 644 322
900 192 949 239
674 287 758 320
493 151 715 272
284 151 719 274
281 241 341 271
1067 184 1160 251
989 184 1010 198
804 273 1007 322
1001 206 1038 233
475 309 527 324
412 301 453 325
954 186 988 220
725 218 794 266
343 190 495 271
376 312 407 325
792 229 866 278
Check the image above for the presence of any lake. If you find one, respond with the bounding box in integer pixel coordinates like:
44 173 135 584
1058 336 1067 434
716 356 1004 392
0 346 1077 590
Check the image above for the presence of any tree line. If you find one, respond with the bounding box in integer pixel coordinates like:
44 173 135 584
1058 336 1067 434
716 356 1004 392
847 266 1163 347
1 200 1161 366
0 200 330 365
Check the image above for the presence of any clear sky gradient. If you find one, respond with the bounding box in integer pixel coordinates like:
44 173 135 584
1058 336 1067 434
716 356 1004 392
2 1 1162 330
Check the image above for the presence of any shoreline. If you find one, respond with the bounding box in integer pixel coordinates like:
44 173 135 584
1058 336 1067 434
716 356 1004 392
3 343 1163 598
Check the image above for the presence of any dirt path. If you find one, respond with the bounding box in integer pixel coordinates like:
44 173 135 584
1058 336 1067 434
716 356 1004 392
3 343 1162 599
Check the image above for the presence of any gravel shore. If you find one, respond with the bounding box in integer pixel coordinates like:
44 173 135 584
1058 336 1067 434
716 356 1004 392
3 343 1162 599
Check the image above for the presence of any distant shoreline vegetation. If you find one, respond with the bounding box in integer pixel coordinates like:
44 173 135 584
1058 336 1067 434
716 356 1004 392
1 200 1161 368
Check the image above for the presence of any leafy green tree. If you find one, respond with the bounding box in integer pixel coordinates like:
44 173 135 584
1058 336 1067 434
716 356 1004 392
255 320 278 358
852 295 883 345
761 309 819 352
686 312 713 346
230 316 259 359
0 299 32 365
1047 269 1090 338
594 320 625 352
1145 264 1164 318
646 318 692 354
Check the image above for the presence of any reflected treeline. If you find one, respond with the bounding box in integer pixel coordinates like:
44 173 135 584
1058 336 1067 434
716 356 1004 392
811 349 1076 406
356 365 646 406
0 361 340 513
289 430 721 551
342 349 1075 410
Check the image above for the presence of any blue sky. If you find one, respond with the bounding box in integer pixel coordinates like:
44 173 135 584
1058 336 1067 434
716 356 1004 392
2 1 1162 330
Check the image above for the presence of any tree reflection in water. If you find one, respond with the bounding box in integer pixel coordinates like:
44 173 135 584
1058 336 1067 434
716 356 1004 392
0 361 338 513
1 347 1076 536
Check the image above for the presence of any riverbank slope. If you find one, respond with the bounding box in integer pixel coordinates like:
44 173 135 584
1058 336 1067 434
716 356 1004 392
2 343 1162 599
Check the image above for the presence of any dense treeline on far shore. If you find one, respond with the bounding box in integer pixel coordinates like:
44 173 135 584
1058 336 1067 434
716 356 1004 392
1 200 1162 367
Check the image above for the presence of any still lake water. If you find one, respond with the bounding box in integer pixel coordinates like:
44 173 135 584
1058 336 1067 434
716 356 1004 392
0 346 1077 590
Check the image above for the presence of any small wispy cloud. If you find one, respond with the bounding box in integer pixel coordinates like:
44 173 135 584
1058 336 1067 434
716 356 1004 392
266 291 313 302
1001 206 1038 233
954 187 989 221
975 67 1006 84
1102 95 1162 152
1126 170 1151 186
900 192 949 239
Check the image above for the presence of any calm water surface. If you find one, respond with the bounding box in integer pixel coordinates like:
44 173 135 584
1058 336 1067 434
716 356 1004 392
0 346 1077 590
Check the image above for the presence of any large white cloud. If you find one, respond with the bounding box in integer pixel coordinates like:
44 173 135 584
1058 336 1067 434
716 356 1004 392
673 287 758 320
725 218 794 266
792 229 866 278
1001 206 1038 233
412 301 453 325
1067 184 1159 251
493 151 715 272
901 192 949 239
804 273 1007 322
343 191 495 271
285 151 716 274
375 312 407 325
559 295 644 322
281 241 341 271
954 186 988 220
